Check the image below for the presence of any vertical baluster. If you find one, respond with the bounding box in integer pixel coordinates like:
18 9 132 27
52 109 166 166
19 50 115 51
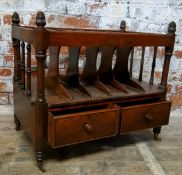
150 46 157 85
21 41 25 90
26 43 31 95
12 39 19 81
17 41 21 84
12 39 18 81
129 48 134 78
139 46 145 81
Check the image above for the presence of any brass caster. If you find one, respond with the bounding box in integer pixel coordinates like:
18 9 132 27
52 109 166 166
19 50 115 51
15 122 21 131
153 127 161 142
154 133 162 142
14 115 21 131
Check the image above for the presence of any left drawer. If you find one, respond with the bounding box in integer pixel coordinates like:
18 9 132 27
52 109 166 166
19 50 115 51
48 105 120 148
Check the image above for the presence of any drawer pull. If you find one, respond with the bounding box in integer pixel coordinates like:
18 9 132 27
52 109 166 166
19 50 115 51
84 123 93 134
144 114 153 122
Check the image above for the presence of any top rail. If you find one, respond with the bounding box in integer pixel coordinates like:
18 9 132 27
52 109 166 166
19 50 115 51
12 25 175 48
11 11 176 49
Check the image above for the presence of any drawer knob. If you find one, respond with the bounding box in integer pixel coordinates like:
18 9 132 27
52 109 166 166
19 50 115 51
144 114 153 122
84 123 93 134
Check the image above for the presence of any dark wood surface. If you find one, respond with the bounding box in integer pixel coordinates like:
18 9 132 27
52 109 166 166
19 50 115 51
12 11 176 171
30 70 166 108
48 105 120 147
120 101 171 133
12 25 175 47
14 82 35 144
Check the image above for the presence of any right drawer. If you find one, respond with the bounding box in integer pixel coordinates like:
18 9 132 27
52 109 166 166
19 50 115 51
120 101 171 133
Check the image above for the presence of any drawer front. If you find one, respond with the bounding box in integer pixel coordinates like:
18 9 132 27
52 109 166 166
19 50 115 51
120 101 171 133
48 106 120 147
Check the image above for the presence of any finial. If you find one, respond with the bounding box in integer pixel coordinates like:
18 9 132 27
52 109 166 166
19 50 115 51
12 12 20 25
36 11 46 28
120 20 126 31
168 21 176 34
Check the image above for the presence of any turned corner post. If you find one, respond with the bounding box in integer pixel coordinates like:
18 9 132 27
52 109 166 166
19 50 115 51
35 11 47 103
34 11 48 172
12 12 20 81
160 22 176 92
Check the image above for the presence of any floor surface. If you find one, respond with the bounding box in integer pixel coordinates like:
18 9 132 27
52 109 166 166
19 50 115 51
0 107 182 175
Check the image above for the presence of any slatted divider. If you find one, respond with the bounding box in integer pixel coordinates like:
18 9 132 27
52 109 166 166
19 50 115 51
65 47 81 88
81 47 111 96
98 46 115 83
81 47 99 84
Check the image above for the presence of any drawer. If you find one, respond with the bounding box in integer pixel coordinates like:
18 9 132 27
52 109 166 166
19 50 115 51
48 105 120 147
120 101 171 133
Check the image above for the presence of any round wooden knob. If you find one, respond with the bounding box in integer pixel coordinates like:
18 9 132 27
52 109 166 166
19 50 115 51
84 123 93 134
144 114 153 122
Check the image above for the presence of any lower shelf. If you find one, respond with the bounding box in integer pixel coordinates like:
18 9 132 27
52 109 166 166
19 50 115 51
48 105 120 148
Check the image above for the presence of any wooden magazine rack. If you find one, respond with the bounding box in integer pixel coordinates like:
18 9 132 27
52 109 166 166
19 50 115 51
12 11 176 171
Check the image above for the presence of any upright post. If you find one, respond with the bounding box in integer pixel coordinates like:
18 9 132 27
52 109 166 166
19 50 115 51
160 22 176 92
34 11 48 172
12 12 20 81
153 22 176 141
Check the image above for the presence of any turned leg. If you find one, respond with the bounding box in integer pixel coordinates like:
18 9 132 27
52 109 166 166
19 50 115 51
153 127 162 142
36 151 46 172
14 114 21 131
